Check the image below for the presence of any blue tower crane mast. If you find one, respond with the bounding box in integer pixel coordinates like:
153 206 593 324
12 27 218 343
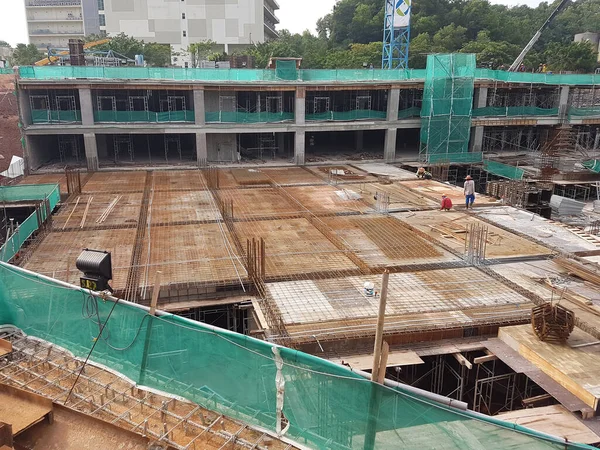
382 0 411 69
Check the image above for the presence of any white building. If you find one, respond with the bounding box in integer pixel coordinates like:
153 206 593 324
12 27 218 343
102 0 279 66
24 0 101 50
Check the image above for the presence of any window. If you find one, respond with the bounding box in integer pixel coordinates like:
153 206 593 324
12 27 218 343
182 13 185 19
99 14 105 26
183 30 186 37
184 62 189 68
97 0 104 10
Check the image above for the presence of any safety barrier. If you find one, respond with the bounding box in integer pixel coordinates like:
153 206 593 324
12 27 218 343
483 160 525 180
31 109 82 124
305 110 387 121
472 106 559 117
94 110 195 123
205 111 294 123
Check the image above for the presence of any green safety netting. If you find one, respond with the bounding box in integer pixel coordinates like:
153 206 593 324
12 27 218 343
582 159 600 173
428 152 483 164
305 110 387 121
0 68 13 74
483 160 525 180
0 184 60 262
0 259 593 450
420 54 476 163
398 106 421 119
94 110 195 123
31 109 82 124
569 107 600 118
205 111 294 123
275 60 298 81
472 106 558 117
474 69 599 86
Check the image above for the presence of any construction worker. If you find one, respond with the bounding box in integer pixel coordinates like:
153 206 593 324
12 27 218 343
440 194 452 211
464 175 475 209
416 167 432 180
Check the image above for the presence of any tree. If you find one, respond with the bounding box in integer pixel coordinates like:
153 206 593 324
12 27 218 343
432 24 468 53
143 43 171 67
409 33 432 69
460 31 520 68
96 33 144 59
11 44 43 66
0 41 11 48
187 40 216 68
544 41 598 72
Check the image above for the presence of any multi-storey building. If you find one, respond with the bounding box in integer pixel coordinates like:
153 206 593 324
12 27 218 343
101 0 279 66
14 62 600 174
24 0 101 50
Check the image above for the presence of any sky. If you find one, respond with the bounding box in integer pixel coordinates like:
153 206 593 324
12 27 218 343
0 0 547 47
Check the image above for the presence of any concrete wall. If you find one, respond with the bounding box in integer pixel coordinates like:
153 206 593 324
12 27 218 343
207 133 237 162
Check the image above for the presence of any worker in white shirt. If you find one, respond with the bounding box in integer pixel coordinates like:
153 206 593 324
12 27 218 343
464 175 475 209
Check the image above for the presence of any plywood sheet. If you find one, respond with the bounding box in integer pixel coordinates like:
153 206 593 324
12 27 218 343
330 350 424 370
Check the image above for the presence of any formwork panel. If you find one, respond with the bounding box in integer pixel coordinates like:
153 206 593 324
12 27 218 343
146 223 246 286
152 169 207 191
218 187 300 218
83 171 148 193
354 182 438 210
399 179 497 206
319 215 458 268
150 190 221 224
304 165 380 183
19 173 68 195
393 210 553 259
23 228 135 290
53 193 142 229
234 217 359 279
260 167 325 186
283 185 372 214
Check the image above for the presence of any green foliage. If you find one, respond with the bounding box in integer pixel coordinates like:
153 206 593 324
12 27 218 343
544 41 598 72
0 41 11 48
11 44 44 66
143 43 171 67
98 33 144 59
187 40 216 67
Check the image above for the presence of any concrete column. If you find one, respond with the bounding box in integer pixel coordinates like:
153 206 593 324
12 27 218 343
22 135 32 175
559 85 570 120
474 87 488 109
83 133 99 171
79 88 94 126
384 128 397 163
196 132 207 165
277 132 285 155
295 87 306 125
470 87 488 152
387 88 400 121
295 131 305 165
594 128 599 151
194 89 206 126
18 89 31 127
355 130 364 152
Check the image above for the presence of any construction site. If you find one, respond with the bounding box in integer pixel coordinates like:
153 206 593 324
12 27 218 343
1 36 600 448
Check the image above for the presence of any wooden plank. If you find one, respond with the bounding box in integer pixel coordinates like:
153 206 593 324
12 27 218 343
0 339 12 357
474 354 498 364
330 350 424 371
0 384 52 435
250 299 269 330
453 353 472 369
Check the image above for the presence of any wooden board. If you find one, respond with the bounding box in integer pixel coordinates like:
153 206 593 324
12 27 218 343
0 339 11 357
330 350 424 370
499 325 600 410
498 405 600 444
0 384 52 435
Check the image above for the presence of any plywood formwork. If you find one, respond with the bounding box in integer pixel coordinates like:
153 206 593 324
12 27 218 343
352 163 418 181
152 169 208 191
53 193 142 230
304 165 380 184
393 211 553 260
83 171 148 193
217 187 302 219
260 167 325 186
19 173 68 195
265 268 533 344
150 190 221 225
23 228 135 290
499 324 600 411
400 179 497 206
282 185 371 215
353 182 438 210
318 215 458 269
234 217 359 280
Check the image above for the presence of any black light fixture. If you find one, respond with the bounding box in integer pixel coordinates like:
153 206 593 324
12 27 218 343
76 249 113 292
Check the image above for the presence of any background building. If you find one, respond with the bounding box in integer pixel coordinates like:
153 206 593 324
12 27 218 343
102 0 279 66
24 0 101 50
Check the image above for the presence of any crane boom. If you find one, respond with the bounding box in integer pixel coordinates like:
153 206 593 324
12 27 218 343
35 39 111 66
508 0 570 72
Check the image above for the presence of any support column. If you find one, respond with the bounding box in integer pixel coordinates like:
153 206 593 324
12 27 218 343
193 89 206 126
196 132 207 166
471 87 487 152
387 88 400 121
78 88 94 126
83 133 99 171
17 88 31 127
594 128 599 151
384 128 397 163
295 87 305 125
558 85 570 121
355 130 364 152
295 131 305 165
277 132 285 155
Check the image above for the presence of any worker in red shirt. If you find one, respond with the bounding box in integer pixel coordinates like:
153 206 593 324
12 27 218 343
440 194 452 211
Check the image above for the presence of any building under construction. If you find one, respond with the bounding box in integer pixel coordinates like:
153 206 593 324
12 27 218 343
1 57 600 448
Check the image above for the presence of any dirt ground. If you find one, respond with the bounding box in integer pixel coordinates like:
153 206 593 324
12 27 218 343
0 74 21 173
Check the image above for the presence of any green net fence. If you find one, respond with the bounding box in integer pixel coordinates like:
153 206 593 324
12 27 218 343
0 184 60 262
93 110 195 123
474 69 599 86
569 107 600 118
582 160 600 173
0 260 593 450
205 111 294 123
398 106 422 119
305 110 387 121
472 106 559 117
0 68 13 74
428 152 483 164
31 109 82 124
275 60 298 81
483 160 525 180
420 54 476 163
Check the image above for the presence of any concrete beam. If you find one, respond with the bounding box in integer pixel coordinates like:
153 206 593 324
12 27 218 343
295 87 306 125
193 89 206 126
295 131 305 165
384 128 397 163
78 88 94 126
83 133 99 171
196 132 207 165
387 88 400 121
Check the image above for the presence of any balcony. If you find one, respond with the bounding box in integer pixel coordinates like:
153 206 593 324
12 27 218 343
28 17 83 22
264 0 280 10
264 20 278 38
29 29 85 36
263 4 279 23
27 0 81 6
